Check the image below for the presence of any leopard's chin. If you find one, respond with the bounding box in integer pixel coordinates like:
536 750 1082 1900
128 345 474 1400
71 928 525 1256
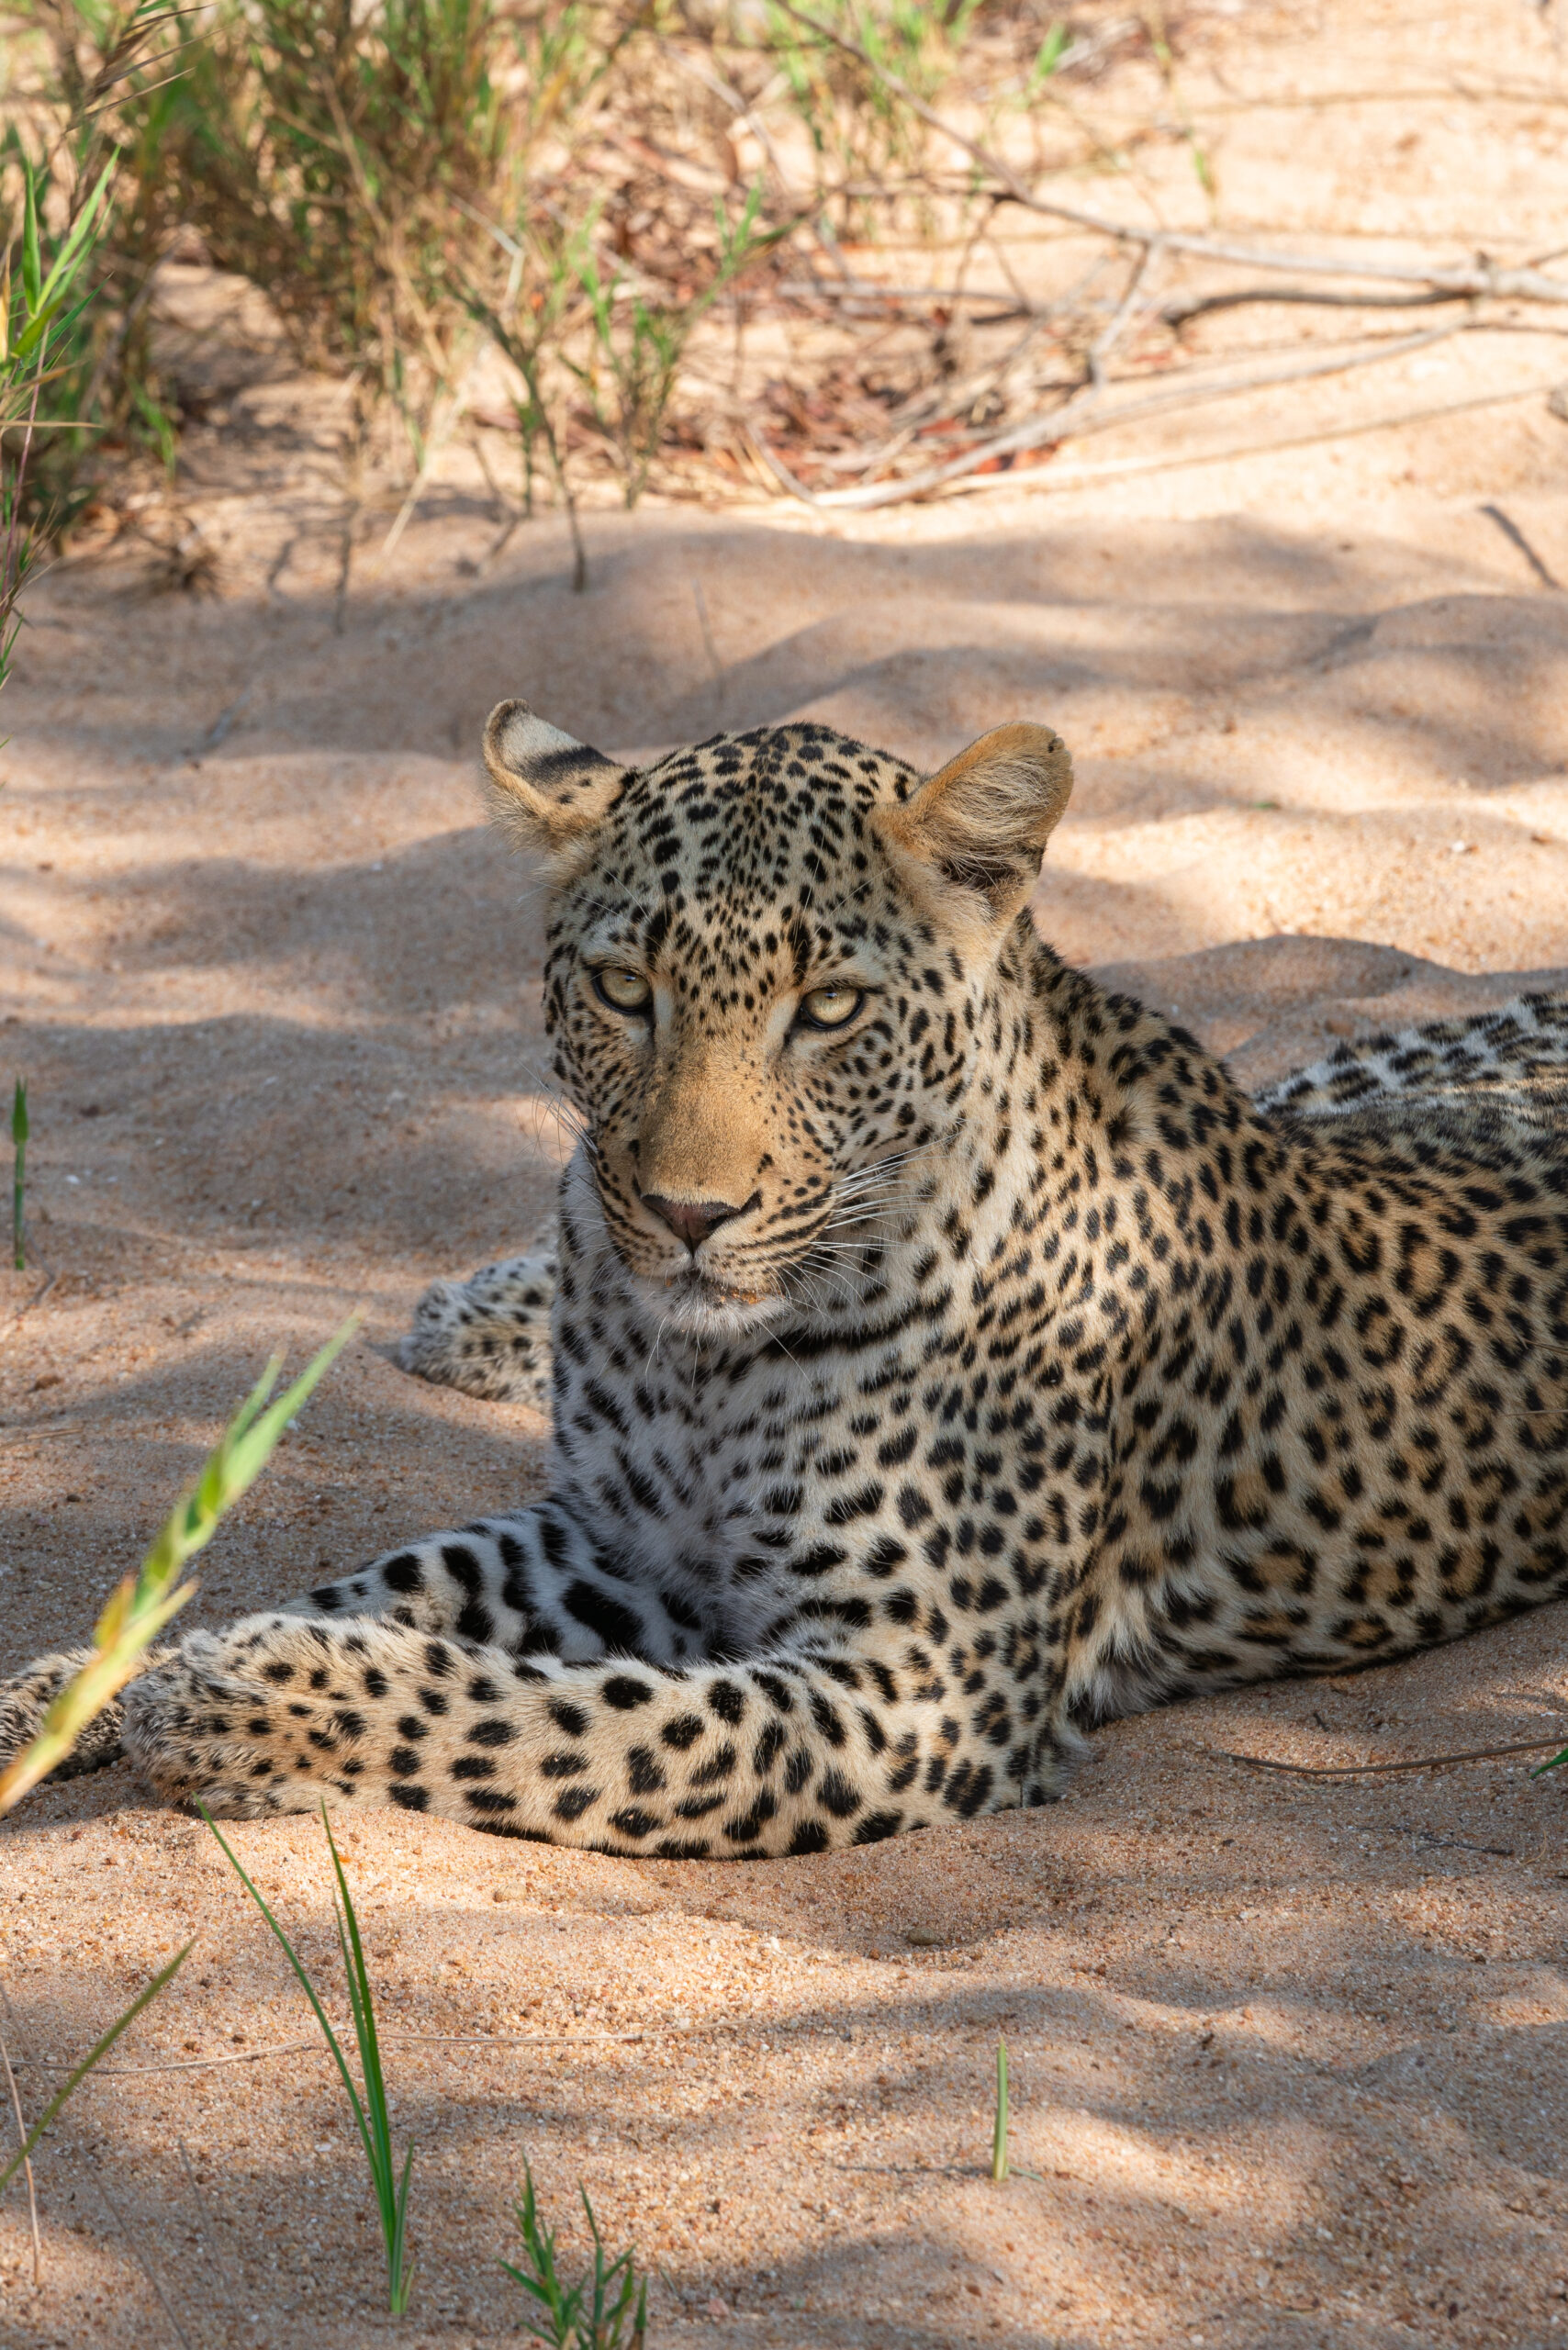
634 1262 793 1338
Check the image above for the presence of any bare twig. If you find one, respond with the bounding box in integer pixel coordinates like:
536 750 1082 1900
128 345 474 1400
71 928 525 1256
19 2025 655 2076
1088 237 1166 387
1203 1733 1568 1780
1162 285 1460 327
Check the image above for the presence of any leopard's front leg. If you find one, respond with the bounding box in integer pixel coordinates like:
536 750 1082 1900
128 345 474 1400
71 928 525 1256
120 1617 1080 1849
286 1500 708 1665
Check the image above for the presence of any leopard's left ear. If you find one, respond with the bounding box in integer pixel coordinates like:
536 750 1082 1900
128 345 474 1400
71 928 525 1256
875 722 1073 923
479 699 628 877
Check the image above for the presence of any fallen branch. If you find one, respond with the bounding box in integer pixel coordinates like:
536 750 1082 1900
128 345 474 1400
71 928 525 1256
1204 1733 1566 1780
758 319 1468 510
938 377 1557 501
772 2 1568 308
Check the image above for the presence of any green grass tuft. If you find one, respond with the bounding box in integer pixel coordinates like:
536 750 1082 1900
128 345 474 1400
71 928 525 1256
501 2160 648 2349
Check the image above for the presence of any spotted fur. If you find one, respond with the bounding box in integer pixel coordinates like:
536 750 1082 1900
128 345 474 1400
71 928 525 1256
4 709 1565 1857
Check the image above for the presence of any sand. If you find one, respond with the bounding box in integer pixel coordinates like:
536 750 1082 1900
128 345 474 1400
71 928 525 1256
6 1 1568 2343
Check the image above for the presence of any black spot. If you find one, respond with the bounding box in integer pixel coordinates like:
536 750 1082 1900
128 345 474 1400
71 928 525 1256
817 1769 862 1818
661 1713 704 1751
542 1751 589 1778
809 1691 846 1747
389 1784 429 1813
467 1718 518 1748
689 1743 737 1788
602 1675 655 1709
609 1807 661 1841
363 1668 389 1698
387 1746 422 1778
563 1581 644 1651
851 1809 902 1845
441 1542 485 1594
552 1785 600 1822
381 1553 425 1595
788 1821 830 1855
451 1755 495 1781
724 1793 778 1843
549 1700 589 1738
751 1671 795 1714
709 1679 745 1726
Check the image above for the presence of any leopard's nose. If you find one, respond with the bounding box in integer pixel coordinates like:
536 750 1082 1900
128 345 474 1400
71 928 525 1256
641 1192 758 1251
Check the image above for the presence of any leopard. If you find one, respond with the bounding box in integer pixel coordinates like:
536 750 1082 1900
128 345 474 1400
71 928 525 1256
3 701 1565 1859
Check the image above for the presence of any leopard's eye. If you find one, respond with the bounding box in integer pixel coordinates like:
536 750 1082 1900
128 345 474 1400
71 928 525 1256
798 985 863 1031
594 967 652 1013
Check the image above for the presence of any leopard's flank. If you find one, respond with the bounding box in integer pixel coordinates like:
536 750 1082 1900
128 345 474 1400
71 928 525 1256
5 705 1565 1856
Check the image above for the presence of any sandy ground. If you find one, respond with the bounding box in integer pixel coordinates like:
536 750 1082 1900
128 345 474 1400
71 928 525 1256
6 4 1568 2345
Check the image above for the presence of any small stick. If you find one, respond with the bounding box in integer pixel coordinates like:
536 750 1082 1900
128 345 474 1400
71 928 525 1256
22 2025 656 2076
1163 284 1460 327
0 2004 42 2285
1202 1733 1568 1779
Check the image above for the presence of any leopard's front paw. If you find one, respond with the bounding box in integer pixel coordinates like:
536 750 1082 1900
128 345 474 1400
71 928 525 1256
0 1646 146 1786
121 1621 350 1818
398 1248 556 1410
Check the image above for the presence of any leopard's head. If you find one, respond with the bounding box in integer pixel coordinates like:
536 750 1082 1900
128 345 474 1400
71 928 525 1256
482 704 1072 1331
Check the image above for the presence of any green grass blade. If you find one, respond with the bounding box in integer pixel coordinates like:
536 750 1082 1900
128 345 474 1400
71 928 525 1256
0 1319 357 1813
199 1808 370 2150
10 1077 24 1272
991 2039 1009 2181
391 2139 416 2312
19 165 41 317
33 160 118 320
0 1943 191 2197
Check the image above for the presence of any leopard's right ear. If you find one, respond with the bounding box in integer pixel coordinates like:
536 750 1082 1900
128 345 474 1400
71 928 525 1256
479 699 627 876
